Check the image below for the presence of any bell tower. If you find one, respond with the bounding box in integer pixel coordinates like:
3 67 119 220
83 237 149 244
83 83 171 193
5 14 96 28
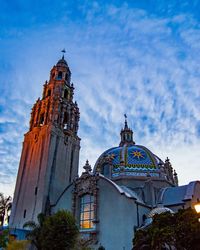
9 54 80 229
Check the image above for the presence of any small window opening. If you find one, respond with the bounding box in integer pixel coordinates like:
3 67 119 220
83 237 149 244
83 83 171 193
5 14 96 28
39 113 45 126
63 112 68 129
47 89 51 97
64 89 68 99
35 187 38 195
23 209 26 218
58 71 62 79
52 72 55 79
65 74 68 81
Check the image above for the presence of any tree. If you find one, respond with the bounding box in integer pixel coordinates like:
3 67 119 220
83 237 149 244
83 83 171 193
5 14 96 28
98 246 106 250
0 227 9 248
73 238 93 250
133 208 200 250
0 193 12 226
23 213 45 250
40 210 79 250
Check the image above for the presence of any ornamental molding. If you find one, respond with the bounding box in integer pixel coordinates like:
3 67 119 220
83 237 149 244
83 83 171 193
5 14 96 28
73 172 99 197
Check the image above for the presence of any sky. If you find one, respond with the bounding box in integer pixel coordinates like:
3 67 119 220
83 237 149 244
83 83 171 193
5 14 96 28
0 0 200 197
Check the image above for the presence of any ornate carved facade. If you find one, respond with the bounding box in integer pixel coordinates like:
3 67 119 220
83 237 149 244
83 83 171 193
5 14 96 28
72 161 99 244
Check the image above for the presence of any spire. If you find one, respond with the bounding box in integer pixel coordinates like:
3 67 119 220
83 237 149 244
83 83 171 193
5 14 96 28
124 114 128 129
55 49 70 69
61 49 66 59
119 114 135 147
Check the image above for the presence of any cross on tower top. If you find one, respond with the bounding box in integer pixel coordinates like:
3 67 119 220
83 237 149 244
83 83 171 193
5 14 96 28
61 49 66 59
124 114 128 129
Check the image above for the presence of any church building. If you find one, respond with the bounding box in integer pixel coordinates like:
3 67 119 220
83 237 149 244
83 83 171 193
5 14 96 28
9 55 200 250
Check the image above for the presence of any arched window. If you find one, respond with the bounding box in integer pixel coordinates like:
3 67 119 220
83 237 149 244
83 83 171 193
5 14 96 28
64 89 68 99
65 73 68 81
58 71 62 79
39 113 45 126
47 89 51 97
63 112 68 129
80 194 95 230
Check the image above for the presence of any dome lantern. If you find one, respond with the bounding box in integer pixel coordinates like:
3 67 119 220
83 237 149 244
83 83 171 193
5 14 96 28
119 114 135 147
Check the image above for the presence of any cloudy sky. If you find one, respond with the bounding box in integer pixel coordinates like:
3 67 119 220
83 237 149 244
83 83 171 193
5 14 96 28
0 0 200 196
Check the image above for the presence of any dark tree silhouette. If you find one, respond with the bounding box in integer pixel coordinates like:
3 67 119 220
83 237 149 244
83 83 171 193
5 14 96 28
24 210 78 250
23 213 45 250
133 208 200 250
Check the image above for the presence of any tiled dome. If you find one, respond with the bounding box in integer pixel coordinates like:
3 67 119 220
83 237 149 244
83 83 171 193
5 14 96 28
93 118 173 180
94 145 163 178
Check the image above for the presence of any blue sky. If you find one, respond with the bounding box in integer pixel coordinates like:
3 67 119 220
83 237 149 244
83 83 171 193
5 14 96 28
1 0 200 196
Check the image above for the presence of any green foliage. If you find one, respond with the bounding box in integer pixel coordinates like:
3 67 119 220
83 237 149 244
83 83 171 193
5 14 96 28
0 228 9 248
41 210 78 250
6 240 29 250
23 213 45 250
0 193 12 226
98 246 105 250
133 208 200 250
24 210 78 250
73 238 93 250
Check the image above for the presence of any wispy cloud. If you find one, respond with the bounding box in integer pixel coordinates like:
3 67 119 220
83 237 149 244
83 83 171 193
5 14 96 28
0 1 200 195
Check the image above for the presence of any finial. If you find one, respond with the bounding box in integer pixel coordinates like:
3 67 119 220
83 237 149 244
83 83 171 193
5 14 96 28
61 49 66 59
124 114 128 129
165 157 170 163
83 160 92 173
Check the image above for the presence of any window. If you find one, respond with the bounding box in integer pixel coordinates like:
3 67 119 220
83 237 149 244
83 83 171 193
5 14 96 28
80 194 95 230
63 112 68 129
39 113 45 126
35 187 38 195
47 89 51 97
64 89 68 99
58 71 62 79
23 209 26 218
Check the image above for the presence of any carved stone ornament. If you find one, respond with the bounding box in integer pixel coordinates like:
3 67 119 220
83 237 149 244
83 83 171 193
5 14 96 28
72 163 100 244
73 172 99 197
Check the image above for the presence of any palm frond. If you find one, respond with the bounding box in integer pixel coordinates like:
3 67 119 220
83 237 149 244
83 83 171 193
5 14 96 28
23 221 37 229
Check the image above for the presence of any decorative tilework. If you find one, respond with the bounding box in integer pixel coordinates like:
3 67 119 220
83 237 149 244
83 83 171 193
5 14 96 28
96 144 163 178
105 145 157 168
106 148 121 165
